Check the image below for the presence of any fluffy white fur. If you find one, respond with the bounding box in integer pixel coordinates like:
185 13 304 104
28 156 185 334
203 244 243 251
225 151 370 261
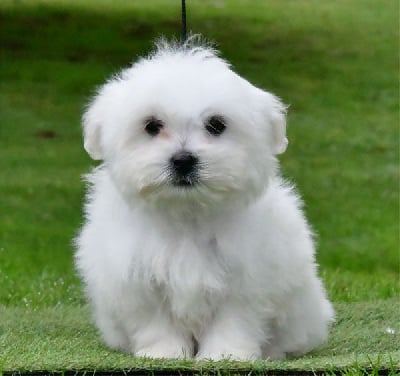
75 40 334 360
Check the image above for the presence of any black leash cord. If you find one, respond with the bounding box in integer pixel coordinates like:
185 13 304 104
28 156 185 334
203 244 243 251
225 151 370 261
181 0 187 43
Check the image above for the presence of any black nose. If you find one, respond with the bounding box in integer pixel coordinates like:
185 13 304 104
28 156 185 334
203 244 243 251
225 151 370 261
170 151 199 176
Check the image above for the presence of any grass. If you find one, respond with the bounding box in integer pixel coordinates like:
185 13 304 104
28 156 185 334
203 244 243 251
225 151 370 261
1 300 399 373
0 0 398 374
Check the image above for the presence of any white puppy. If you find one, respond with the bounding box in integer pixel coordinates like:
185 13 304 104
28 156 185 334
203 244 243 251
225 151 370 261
75 39 334 360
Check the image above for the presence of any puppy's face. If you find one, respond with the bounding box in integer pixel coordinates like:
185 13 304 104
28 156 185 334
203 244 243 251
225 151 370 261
83 46 287 207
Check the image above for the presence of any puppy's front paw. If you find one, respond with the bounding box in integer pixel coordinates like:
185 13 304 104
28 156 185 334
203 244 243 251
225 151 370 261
135 341 192 359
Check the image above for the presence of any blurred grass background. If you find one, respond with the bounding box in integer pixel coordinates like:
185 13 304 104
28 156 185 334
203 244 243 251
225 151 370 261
0 0 398 370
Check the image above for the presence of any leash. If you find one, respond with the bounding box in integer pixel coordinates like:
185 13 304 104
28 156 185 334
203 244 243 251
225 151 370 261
181 0 187 43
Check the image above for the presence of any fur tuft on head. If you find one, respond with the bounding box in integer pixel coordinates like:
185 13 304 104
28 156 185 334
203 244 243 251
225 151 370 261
152 34 220 60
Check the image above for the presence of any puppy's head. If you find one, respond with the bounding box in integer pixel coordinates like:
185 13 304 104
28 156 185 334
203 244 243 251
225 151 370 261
83 39 287 207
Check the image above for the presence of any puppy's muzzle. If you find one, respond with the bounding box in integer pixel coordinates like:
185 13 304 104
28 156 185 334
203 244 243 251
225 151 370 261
170 151 199 187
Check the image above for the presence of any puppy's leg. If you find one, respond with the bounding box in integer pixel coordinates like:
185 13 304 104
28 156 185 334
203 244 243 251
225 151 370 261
94 307 130 352
132 310 193 359
267 280 334 357
196 302 265 360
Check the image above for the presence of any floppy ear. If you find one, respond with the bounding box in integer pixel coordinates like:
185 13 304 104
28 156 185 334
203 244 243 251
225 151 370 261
267 93 288 155
82 94 105 160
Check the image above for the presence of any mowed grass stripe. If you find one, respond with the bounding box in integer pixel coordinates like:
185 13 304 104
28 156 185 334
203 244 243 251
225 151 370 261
0 300 399 372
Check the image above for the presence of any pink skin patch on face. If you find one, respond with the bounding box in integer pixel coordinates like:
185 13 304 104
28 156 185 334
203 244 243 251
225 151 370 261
159 128 171 139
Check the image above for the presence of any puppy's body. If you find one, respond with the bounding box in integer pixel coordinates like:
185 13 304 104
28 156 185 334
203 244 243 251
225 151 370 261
76 41 334 359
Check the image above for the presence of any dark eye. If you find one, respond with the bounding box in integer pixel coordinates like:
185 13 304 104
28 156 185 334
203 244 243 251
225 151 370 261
205 115 226 136
144 118 163 136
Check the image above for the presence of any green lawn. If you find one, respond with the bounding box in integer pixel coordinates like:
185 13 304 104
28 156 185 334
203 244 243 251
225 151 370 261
1 300 399 373
0 0 398 374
